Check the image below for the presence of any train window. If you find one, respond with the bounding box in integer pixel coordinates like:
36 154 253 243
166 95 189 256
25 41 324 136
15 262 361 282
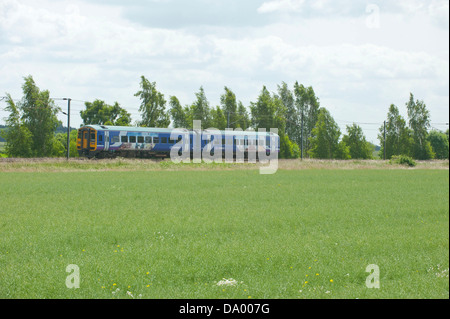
161 137 167 144
145 136 152 143
91 132 96 140
111 136 119 144
98 135 103 142
84 132 88 139
138 136 144 143
130 136 136 143
121 136 128 143
78 131 82 139
154 137 160 144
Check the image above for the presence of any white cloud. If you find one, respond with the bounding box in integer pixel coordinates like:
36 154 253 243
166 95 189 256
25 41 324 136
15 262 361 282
257 0 306 14
0 0 448 143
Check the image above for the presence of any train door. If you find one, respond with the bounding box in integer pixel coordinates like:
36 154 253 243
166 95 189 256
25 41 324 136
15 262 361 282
82 130 89 150
77 128 89 156
78 128 93 156
104 131 110 151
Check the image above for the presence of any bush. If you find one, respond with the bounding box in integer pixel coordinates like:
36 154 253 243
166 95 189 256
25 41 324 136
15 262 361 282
390 155 416 167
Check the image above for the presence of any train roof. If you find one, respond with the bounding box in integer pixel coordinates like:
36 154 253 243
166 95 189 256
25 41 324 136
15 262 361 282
82 125 278 136
84 125 174 133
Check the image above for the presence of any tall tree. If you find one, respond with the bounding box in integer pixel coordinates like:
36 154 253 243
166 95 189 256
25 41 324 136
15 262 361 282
210 106 227 130
80 100 131 126
250 86 298 158
250 86 276 130
236 102 250 130
378 104 413 159
406 93 434 159
294 82 320 156
309 108 349 159
278 82 298 143
18 75 60 157
189 86 212 128
135 76 170 128
169 96 189 128
342 124 374 159
220 87 238 128
0 93 33 157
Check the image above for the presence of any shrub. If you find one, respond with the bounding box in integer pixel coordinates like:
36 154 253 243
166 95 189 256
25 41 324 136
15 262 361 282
390 155 416 167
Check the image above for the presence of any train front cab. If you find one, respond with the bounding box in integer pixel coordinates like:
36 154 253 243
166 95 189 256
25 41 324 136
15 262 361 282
77 127 97 158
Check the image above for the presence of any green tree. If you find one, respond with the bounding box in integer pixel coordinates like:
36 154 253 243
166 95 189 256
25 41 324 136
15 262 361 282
3 76 60 157
114 108 132 126
309 108 349 159
427 130 449 159
342 124 374 159
235 102 250 130
0 93 33 157
210 106 227 130
169 96 189 128
294 82 320 156
406 93 434 159
19 76 60 157
378 104 414 159
220 87 238 128
54 130 79 158
189 86 212 128
250 86 298 159
80 100 131 126
52 134 66 157
250 86 276 130
135 75 170 128
278 82 298 143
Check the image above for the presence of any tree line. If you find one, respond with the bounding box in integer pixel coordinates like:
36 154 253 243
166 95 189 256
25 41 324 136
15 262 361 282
378 94 449 160
1 75 448 160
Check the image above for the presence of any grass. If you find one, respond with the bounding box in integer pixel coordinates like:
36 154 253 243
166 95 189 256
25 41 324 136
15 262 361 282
0 157 448 172
0 161 448 299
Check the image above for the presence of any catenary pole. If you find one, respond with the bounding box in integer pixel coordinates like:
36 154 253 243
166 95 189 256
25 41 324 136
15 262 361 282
63 98 71 160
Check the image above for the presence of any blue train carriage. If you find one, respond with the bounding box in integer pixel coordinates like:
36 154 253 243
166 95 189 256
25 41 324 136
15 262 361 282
77 125 280 159
77 125 175 158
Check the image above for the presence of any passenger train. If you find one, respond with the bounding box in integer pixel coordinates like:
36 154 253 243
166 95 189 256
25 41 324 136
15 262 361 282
77 125 280 159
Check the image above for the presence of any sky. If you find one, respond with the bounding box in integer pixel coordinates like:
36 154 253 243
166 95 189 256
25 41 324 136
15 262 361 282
0 0 449 144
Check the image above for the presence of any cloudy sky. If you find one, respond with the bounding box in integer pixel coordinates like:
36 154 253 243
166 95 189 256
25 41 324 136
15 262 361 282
0 0 448 143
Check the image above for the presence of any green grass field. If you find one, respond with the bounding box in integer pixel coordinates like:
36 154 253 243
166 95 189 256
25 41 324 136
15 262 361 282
0 161 448 299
